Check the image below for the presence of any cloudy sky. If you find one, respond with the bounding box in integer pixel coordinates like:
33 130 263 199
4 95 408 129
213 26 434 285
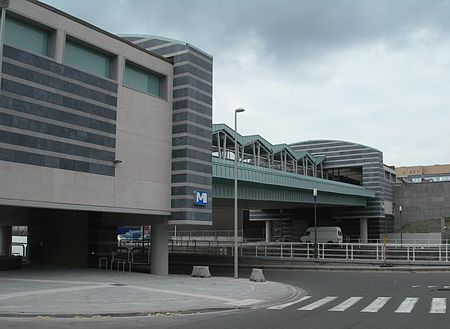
42 0 450 166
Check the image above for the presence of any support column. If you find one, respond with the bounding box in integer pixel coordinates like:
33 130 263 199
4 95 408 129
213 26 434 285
0 226 12 256
360 218 368 243
151 224 168 276
265 221 272 242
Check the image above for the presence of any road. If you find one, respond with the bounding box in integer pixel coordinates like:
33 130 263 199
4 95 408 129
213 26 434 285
3 269 450 329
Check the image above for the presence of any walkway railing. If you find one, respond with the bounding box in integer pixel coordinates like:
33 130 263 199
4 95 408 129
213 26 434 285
169 240 450 263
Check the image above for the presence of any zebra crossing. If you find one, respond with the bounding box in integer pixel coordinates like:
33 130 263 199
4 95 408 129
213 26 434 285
267 296 448 314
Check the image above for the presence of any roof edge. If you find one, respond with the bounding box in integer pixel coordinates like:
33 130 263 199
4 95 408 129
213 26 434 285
26 0 173 64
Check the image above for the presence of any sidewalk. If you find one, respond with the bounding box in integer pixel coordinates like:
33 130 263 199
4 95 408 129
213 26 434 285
0 265 301 318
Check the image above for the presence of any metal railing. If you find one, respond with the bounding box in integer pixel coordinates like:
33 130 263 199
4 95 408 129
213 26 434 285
169 240 450 264
168 230 243 239
99 246 151 271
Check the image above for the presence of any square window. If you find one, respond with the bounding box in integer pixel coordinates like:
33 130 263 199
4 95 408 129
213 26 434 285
4 15 49 56
64 38 112 79
123 61 162 97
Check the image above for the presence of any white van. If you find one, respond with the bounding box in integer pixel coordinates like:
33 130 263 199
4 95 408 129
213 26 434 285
300 227 343 243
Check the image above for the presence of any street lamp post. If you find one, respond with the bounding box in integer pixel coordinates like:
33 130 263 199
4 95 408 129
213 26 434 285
234 108 245 279
313 188 318 259
0 1 10 92
399 205 403 247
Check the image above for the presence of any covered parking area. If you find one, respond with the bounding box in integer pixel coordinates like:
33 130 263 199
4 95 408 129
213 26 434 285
0 205 169 274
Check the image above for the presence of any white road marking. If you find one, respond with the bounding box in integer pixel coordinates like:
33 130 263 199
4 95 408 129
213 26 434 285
427 286 436 288
444 286 450 289
328 297 363 312
411 286 420 288
360 297 391 313
395 297 419 313
298 296 338 311
267 296 311 310
430 298 446 314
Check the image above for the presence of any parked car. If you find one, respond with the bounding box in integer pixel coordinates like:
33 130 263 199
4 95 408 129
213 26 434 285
118 230 147 243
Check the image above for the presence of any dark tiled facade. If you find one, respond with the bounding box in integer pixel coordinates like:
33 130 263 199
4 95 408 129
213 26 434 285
123 36 213 224
0 46 117 176
291 140 394 239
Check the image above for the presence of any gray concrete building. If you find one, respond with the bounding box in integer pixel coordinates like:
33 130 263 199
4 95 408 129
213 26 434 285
0 0 215 273
120 35 213 225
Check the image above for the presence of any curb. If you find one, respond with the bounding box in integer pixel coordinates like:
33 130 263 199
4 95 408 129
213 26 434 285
0 307 240 319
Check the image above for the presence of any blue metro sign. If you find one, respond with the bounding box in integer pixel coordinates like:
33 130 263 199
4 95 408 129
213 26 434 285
194 191 208 206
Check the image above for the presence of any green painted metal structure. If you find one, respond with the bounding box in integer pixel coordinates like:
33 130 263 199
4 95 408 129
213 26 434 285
213 158 375 206
213 123 324 165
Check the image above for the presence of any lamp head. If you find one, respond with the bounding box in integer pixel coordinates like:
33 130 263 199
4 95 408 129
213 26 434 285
235 108 245 113
313 188 318 197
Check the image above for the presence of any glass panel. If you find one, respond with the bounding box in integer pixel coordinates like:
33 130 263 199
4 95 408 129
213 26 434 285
124 62 161 97
4 16 48 56
64 40 111 78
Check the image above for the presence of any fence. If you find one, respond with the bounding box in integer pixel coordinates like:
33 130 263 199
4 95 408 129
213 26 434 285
169 240 450 264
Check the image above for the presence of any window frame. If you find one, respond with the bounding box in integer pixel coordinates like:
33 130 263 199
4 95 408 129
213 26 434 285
3 12 55 58
63 35 116 80
123 60 165 99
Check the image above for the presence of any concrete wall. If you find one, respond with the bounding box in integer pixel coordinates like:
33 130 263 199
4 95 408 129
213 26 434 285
394 181 450 222
0 1 173 216
394 182 450 241
380 233 442 244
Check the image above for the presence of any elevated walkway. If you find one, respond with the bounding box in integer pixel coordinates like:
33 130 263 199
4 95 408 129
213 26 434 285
213 157 375 206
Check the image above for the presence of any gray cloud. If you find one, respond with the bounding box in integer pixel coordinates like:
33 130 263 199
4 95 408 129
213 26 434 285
45 0 450 60
42 0 450 166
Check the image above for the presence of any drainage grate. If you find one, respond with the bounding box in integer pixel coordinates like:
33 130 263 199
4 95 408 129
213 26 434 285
110 283 127 287
436 288 450 291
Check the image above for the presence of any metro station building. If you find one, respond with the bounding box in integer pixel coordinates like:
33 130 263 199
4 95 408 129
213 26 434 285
0 0 395 272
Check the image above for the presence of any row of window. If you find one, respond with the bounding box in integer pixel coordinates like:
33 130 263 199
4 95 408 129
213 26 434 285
3 14 163 98
411 176 450 183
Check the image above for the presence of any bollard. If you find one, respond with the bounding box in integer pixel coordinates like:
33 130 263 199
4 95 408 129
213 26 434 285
249 268 265 282
191 265 211 278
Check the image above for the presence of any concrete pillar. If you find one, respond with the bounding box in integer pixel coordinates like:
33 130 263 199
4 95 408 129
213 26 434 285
0 226 12 256
360 218 368 243
265 221 272 242
151 224 168 276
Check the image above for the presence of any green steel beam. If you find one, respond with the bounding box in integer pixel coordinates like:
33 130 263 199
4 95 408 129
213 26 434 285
213 157 375 199
213 179 368 206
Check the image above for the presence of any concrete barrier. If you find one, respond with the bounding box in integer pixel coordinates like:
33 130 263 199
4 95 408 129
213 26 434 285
191 265 211 278
249 268 265 282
